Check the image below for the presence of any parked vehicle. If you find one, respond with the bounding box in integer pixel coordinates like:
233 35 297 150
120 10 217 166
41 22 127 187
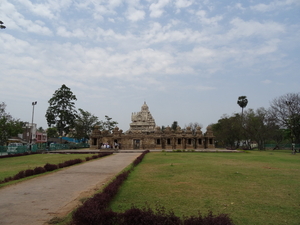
7 143 23 153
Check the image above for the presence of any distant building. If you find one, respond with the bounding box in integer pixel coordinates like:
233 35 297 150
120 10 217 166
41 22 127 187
18 123 47 144
90 102 215 150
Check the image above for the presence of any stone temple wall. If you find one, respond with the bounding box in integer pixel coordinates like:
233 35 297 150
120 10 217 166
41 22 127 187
89 126 215 150
89 102 215 150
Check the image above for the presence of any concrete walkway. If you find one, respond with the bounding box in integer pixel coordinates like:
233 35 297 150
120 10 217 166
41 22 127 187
0 153 141 225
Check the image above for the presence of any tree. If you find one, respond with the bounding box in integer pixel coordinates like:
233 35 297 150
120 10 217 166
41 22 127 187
237 96 248 118
45 84 77 136
185 122 202 135
212 114 242 149
243 108 279 150
171 121 178 131
269 93 300 144
47 127 59 138
73 108 100 142
0 102 23 145
98 115 118 132
37 127 45 132
0 21 6 29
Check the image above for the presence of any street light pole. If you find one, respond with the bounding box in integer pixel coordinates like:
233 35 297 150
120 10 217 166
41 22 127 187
30 101 37 151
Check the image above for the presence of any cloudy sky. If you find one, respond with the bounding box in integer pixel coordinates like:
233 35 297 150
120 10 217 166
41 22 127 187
1 0 299 132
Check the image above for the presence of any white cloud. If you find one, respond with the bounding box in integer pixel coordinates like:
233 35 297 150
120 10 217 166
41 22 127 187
196 10 223 26
149 0 170 18
251 0 300 12
0 0 52 35
125 7 145 21
56 26 86 38
174 0 193 9
228 18 285 39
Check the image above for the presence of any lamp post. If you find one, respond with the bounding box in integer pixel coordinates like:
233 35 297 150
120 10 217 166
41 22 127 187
30 101 37 151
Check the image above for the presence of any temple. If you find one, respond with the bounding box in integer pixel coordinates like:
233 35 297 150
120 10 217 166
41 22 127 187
129 102 156 133
89 102 215 150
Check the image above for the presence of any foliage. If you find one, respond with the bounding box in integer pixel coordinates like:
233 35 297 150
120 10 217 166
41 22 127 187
98 115 118 132
185 122 202 135
269 92 300 143
47 127 59 138
0 20 5 29
212 114 242 149
0 102 23 145
237 96 248 116
171 121 178 131
73 108 100 141
45 84 77 136
243 108 280 150
37 127 45 132
72 150 150 224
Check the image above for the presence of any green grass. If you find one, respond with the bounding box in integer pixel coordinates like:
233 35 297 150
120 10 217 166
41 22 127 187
110 151 300 225
0 153 95 187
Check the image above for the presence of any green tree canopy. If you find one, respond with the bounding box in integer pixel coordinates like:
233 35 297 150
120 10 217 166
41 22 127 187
0 102 23 145
46 127 59 138
45 84 77 136
73 108 100 141
212 114 242 149
243 108 279 150
98 115 118 132
269 92 300 143
171 121 178 131
237 96 248 117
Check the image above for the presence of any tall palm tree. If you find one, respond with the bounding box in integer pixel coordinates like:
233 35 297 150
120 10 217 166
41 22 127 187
237 96 248 117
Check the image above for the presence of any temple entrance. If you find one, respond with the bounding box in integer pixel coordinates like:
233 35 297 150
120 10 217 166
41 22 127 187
133 139 140 149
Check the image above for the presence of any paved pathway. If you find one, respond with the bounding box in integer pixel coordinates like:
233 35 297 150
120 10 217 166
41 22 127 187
0 153 141 225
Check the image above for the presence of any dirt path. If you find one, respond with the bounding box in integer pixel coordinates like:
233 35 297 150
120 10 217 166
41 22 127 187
0 153 141 225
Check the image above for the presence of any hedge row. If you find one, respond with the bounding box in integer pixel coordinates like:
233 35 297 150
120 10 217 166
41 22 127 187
0 152 113 184
71 150 234 225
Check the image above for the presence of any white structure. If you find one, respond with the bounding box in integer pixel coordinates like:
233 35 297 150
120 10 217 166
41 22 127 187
129 102 156 133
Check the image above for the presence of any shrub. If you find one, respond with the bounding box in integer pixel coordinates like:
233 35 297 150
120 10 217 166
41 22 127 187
58 162 66 168
13 170 25 180
183 211 234 225
92 155 98 159
24 169 35 177
44 163 58 171
33 166 46 174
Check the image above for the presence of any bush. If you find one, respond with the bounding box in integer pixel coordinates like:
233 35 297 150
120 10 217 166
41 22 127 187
13 171 25 180
183 211 234 225
44 163 58 171
34 166 46 174
24 169 35 177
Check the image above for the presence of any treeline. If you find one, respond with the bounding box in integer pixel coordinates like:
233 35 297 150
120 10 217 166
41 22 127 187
0 84 118 145
212 93 300 150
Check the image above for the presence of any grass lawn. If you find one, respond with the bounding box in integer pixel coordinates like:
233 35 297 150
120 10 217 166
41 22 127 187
0 153 95 187
110 151 300 225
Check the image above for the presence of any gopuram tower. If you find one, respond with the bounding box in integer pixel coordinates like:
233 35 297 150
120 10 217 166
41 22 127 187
128 102 156 133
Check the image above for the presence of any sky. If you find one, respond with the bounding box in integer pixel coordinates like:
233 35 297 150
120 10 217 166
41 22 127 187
1 0 299 133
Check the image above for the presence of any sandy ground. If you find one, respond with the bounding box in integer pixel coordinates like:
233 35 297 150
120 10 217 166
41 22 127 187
0 153 141 225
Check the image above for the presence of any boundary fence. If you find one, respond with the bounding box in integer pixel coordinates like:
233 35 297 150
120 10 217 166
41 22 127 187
0 143 90 156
